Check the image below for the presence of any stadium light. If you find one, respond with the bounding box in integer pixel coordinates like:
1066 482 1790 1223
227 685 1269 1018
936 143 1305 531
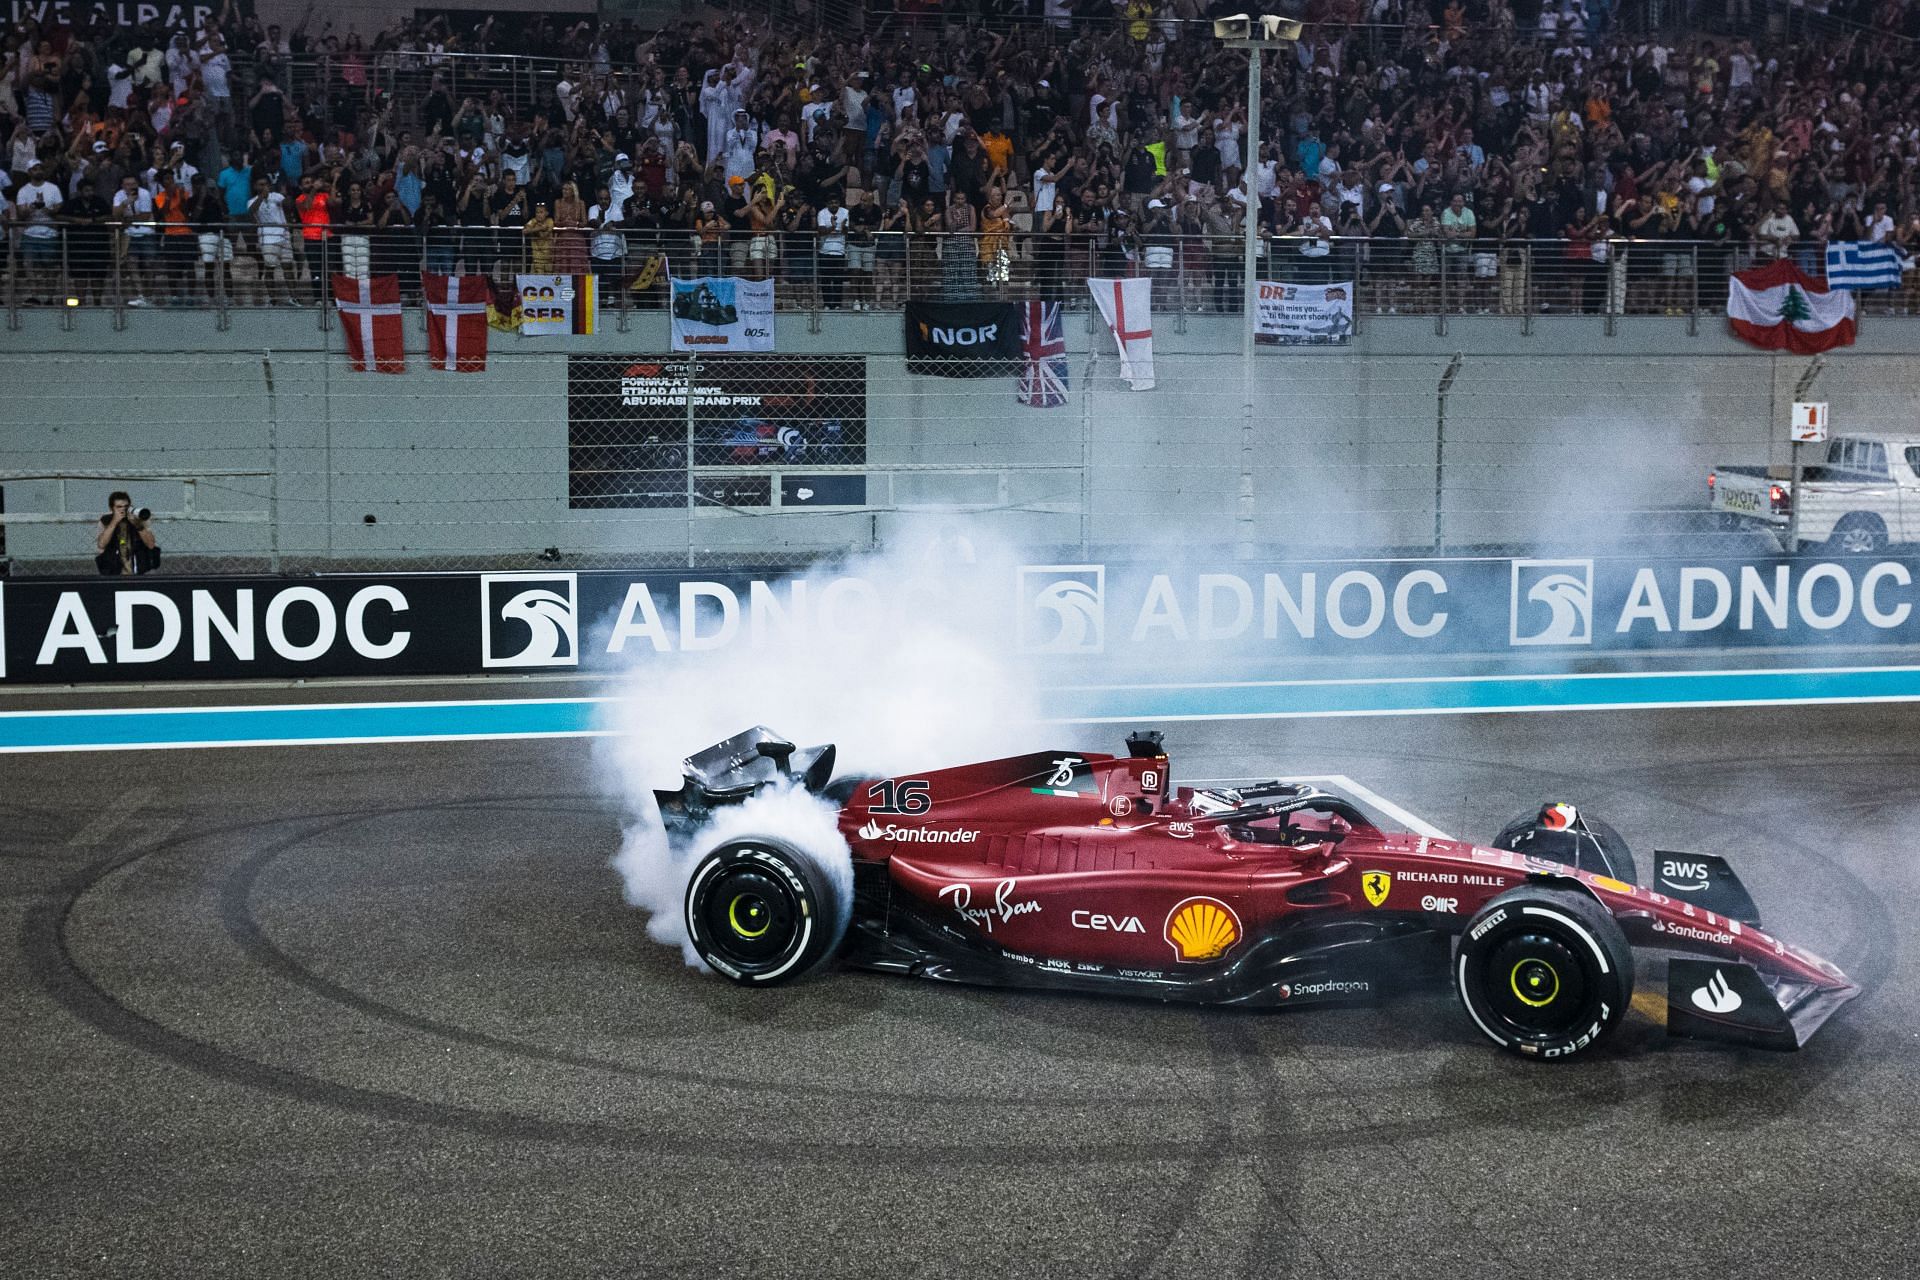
1215 13 1301 560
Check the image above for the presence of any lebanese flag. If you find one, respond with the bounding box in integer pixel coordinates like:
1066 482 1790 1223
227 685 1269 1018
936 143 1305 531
423 272 491 372
1727 260 1856 354
332 274 407 373
1088 276 1154 390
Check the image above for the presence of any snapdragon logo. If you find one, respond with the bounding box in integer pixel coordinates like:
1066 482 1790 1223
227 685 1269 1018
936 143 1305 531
856 820 980 844
1510 558 1594 646
481 572 579 668
1018 565 1105 654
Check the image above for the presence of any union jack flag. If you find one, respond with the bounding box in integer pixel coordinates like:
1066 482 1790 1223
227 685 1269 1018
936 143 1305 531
1018 301 1068 408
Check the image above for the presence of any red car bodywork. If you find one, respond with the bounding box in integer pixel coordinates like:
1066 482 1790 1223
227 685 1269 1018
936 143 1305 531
831 744 1855 1030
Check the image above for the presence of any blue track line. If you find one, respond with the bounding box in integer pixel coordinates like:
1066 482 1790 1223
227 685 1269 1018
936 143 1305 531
4 665 1920 753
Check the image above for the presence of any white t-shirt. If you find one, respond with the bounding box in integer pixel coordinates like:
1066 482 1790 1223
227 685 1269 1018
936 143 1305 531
107 63 133 109
1686 174 1715 216
115 186 156 235
17 179 61 236
1032 167 1057 214
588 204 624 258
200 51 231 97
892 85 916 120
1867 213 1895 242
818 205 849 255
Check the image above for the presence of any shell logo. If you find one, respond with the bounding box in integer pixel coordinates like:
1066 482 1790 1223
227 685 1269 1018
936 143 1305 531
1164 896 1242 963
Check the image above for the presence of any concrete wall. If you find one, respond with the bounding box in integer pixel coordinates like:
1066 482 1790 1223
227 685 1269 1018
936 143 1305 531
4 306 1918 570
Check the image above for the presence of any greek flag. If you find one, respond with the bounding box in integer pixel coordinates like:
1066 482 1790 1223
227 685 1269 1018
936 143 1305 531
1825 242 1904 290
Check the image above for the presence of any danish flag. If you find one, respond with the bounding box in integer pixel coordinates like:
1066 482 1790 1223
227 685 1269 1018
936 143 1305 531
423 272 491 372
331 274 406 373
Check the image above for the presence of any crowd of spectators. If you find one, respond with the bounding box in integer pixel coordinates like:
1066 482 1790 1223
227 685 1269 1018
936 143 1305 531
3 0 1919 314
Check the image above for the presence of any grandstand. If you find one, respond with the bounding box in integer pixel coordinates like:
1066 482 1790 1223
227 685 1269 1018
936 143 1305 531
4 0 1918 317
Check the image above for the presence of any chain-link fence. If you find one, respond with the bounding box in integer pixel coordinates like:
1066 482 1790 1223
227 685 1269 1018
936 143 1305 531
11 228 1916 326
4 343 1907 578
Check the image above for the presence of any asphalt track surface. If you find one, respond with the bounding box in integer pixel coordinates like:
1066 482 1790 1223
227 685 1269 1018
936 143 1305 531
4 694 1918 1278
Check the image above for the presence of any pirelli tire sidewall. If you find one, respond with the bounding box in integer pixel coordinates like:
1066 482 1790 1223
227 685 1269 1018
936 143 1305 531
1454 885 1633 1062
683 838 848 986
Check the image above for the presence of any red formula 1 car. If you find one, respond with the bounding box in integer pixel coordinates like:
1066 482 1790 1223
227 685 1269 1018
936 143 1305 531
663 728 1859 1060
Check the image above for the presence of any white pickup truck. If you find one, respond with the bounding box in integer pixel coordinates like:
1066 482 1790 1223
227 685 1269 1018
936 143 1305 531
1710 432 1920 553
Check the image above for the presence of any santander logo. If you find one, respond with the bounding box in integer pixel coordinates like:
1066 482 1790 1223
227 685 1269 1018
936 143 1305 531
855 820 980 844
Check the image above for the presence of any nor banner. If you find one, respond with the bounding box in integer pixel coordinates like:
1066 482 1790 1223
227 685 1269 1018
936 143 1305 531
5 554 1920 684
567 355 867 510
904 300 1020 376
670 276 775 351
1254 280 1355 346
518 274 598 336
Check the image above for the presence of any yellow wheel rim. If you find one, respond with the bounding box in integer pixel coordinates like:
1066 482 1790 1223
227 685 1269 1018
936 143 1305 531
728 893 771 939
1510 959 1560 1008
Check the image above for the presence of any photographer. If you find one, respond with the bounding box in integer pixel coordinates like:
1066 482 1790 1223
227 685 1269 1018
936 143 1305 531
96 492 159 576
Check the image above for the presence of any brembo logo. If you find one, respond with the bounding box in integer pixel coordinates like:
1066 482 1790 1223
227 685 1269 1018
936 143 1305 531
857 820 979 844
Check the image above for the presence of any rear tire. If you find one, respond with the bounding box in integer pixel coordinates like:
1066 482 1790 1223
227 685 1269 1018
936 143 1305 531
684 837 848 985
1828 514 1888 556
1455 886 1632 1061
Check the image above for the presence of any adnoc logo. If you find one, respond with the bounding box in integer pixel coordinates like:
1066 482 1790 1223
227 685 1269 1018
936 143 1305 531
1017 564 1105 654
481 572 579 668
1509 558 1594 646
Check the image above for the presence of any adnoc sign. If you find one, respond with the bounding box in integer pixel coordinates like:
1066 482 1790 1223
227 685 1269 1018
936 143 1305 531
1 554 1916 684
1011 556 1919 657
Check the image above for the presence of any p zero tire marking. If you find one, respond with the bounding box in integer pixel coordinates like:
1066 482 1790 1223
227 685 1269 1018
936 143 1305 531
1520 905 1611 975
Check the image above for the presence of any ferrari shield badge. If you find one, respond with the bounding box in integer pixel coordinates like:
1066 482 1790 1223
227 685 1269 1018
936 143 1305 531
1362 871 1392 908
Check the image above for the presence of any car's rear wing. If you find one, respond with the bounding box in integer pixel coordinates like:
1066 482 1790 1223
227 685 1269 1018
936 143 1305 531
1667 959 1860 1051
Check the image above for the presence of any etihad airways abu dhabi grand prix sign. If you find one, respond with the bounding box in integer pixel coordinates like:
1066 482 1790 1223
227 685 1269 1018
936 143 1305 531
0 554 1917 684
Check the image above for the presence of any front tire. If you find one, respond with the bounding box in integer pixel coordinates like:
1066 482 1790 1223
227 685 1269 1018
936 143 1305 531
1455 886 1632 1061
684 837 848 985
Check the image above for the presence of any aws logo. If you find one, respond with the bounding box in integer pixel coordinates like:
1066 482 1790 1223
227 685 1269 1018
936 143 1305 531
1164 896 1241 962
481 573 579 668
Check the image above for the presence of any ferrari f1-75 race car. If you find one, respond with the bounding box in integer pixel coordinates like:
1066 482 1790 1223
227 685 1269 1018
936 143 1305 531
660 728 1859 1060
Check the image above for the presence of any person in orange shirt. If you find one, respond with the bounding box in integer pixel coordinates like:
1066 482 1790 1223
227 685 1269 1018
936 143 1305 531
153 174 196 300
979 128 1013 179
295 172 333 298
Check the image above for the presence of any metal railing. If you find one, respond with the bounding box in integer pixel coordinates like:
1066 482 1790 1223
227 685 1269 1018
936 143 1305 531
7 226 1914 328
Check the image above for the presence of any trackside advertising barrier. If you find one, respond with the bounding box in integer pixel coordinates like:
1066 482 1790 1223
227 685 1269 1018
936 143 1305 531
3 554 1919 684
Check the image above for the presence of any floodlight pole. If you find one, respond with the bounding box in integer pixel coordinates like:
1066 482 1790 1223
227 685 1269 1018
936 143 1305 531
1223 29 1292 561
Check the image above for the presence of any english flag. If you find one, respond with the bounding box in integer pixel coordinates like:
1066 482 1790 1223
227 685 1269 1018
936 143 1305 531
1727 259 1856 355
332 274 406 373
423 272 491 372
1088 277 1154 389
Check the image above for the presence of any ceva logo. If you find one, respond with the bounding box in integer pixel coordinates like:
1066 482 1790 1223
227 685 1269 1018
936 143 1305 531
1017 565 1105 654
1510 558 1594 646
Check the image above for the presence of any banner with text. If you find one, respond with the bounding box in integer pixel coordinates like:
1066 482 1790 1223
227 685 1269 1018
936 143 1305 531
6 554 1919 684
566 355 867 510
1254 280 1355 346
669 276 775 352
904 300 1021 376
